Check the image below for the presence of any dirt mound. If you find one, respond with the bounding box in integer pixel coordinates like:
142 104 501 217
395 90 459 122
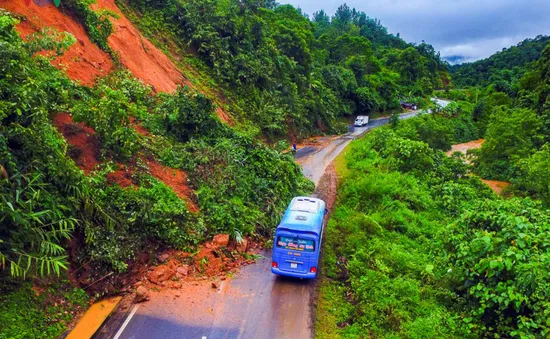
146 160 199 213
1 1 113 85
129 236 260 296
90 0 190 93
53 113 101 173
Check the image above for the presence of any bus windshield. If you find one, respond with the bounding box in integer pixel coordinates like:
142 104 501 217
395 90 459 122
277 236 315 252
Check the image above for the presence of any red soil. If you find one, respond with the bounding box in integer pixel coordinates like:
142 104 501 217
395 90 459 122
90 0 190 93
106 164 135 188
92 0 233 123
129 117 150 137
53 113 101 173
133 237 261 295
482 180 511 195
446 139 511 195
1 1 114 85
215 107 233 125
146 160 199 213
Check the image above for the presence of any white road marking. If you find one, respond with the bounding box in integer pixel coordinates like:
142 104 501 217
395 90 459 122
202 336 207 339
112 304 140 339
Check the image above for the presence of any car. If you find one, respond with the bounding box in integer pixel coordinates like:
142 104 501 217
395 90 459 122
354 115 369 127
400 101 417 110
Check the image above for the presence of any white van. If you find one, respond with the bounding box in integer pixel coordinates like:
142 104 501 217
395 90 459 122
354 115 369 127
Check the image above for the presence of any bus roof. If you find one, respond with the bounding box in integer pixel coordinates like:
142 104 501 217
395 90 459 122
277 197 325 235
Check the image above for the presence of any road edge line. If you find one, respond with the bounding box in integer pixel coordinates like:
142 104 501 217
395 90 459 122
113 304 140 339
65 296 122 339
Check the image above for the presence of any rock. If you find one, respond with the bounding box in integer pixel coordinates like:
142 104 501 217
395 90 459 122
135 286 149 303
157 253 170 263
176 265 189 276
212 282 219 289
221 276 227 281
134 281 143 288
213 234 230 247
168 259 180 271
170 282 182 289
148 266 175 284
237 239 248 253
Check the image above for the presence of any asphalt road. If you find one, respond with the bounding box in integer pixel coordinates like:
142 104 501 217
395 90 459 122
296 98 450 185
97 98 450 339
97 253 314 339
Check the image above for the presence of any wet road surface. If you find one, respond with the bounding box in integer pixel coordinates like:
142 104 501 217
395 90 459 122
97 98 449 339
97 253 314 339
296 98 450 185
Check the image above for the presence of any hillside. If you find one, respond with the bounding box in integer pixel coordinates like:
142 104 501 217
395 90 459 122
117 0 449 139
316 39 550 337
0 0 450 337
450 35 550 88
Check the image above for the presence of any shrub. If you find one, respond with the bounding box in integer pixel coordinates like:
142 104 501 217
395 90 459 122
444 199 550 338
475 107 543 180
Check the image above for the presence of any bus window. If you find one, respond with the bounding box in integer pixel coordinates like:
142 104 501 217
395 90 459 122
276 236 315 252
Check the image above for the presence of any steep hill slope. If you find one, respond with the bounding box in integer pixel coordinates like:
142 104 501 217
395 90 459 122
1 0 113 85
120 0 448 139
91 0 188 92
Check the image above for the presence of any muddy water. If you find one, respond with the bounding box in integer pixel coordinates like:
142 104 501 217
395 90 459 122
447 139 511 194
446 139 485 156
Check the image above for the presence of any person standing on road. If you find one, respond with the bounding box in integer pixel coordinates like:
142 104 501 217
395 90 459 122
292 143 297 156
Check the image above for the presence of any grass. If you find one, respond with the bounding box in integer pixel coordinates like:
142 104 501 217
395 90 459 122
0 279 90 339
333 140 354 179
315 277 348 339
315 140 352 339
314 123 475 338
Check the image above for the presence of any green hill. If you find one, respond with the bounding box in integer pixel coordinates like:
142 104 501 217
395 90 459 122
450 35 550 88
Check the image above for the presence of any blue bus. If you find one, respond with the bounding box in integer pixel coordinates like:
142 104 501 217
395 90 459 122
271 197 327 279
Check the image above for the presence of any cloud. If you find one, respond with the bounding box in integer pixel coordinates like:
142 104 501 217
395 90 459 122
279 0 550 62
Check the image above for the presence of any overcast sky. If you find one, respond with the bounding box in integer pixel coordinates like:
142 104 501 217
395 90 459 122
279 0 550 63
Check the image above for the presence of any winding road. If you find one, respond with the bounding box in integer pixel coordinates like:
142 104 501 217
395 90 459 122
298 98 450 185
96 98 450 339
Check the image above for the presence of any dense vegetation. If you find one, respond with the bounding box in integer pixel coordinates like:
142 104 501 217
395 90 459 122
319 40 550 338
0 10 313 335
441 40 550 206
119 0 448 139
6 0 550 337
0 0 452 335
450 35 550 90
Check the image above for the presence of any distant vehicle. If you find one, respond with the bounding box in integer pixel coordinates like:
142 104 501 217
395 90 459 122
354 115 369 127
271 197 327 279
400 101 417 110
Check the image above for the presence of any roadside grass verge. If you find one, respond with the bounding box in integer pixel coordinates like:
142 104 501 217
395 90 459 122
315 119 482 338
0 279 89 339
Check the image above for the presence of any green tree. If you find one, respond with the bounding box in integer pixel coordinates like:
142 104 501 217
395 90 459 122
476 107 543 180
